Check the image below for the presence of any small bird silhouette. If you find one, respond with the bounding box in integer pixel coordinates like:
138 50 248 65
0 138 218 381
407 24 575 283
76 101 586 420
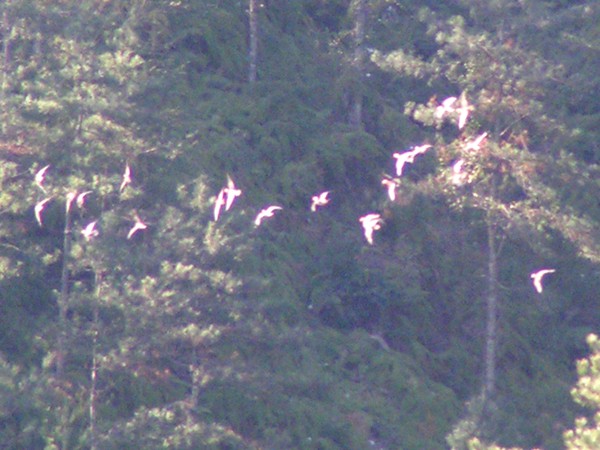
34 197 52 227
35 165 50 193
311 191 330 212
255 206 282 226
65 191 77 214
127 214 147 239
81 221 99 241
412 144 432 156
393 145 431 176
392 151 415 177
451 159 467 186
214 188 227 221
456 93 472 130
76 191 92 209
381 179 397 201
120 164 131 193
435 97 457 119
224 175 242 211
530 269 555 293
465 132 488 152
359 213 382 245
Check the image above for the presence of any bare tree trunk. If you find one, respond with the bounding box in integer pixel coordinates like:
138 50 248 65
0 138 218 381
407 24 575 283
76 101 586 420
57 205 73 378
1 2 11 135
349 0 367 129
186 348 200 429
248 0 258 84
89 274 102 450
483 209 498 402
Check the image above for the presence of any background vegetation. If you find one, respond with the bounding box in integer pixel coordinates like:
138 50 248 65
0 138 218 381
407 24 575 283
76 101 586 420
0 1 598 449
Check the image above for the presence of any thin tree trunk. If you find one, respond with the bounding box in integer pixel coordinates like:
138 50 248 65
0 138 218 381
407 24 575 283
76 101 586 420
89 274 102 450
349 0 367 129
483 209 498 401
248 0 258 84
1 2 10 135
57 205 73 378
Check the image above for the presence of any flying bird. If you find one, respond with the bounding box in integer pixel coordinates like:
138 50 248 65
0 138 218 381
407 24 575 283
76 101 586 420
359 213 382 245
392 145 431 176
456 94 471 130
120 164 131 193
530 269 555 294
435 97 457 119
381 179 397 201
254 206 282 227
311 191 330 212
393 151 417 177
34 197 52 227
412 144 432 156
81 221 99 241
34 165 50 193
127 214 147 239
224 175 242 211
65 191 77 214
214 188 227 222
76 191 92 209
465 132 488 152
451 159 467 186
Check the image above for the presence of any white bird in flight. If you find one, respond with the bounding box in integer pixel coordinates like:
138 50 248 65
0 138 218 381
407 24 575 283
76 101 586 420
381 179 397 201
120 164 132 193
35 165 50 193
214 188 227 222
393 145 431 176
451 159 467 186
81 221 99 241
76 191 92 209
311 191 330 212
456 94 471 130
465 132 488 152
254 206 282 227
34 197 52 227
224 175 242 211
127 214 147 239
530 269 555 294
65 191 77 214
359 213 382 245
393 151 415 177
435 97 457 119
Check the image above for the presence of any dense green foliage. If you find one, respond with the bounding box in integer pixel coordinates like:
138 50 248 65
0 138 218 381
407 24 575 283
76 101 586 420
0 1 598 449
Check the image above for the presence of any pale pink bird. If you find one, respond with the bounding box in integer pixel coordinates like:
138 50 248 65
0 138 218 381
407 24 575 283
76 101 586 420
65 191 77 214
254 206 282 227
120 164 131 193
456 93 472 130
34 197 52 227
393 145 431 176
224 175 242 211
451 159 467 186
411 144 432 156
214 188 227 222
392 151 417 177
465 132 488 152
530 269 555 294
381 179 397 201
127 214 147 239
359 213 382 245
81 221 99 241
311 191 330 212
76 191 92 209
34 165 50 193
434 97 457 119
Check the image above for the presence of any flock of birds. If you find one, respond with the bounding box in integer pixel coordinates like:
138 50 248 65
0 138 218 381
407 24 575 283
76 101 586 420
31 93 556 294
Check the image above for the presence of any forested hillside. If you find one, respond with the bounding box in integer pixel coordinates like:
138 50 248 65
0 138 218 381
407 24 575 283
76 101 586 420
0 1 598 449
